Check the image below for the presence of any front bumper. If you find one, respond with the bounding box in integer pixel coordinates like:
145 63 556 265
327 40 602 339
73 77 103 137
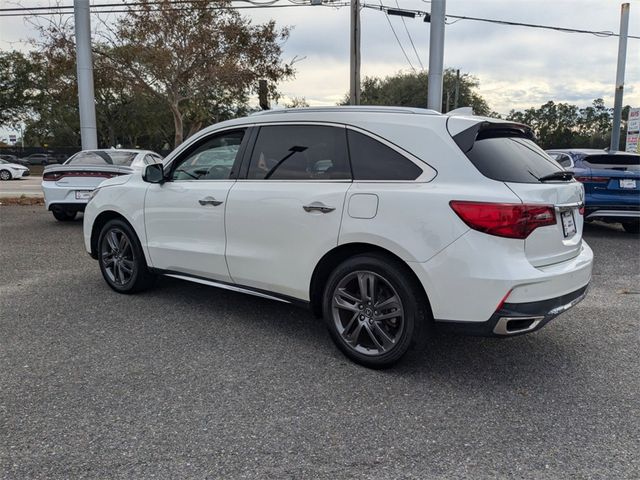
435 285 588 337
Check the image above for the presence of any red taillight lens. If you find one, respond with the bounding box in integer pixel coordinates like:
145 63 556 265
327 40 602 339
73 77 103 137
42 171 118 181
579 206 585 216
574 176 608 183
450 201 557 239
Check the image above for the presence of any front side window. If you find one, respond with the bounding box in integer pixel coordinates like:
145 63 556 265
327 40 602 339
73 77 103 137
346 130 423 181
247 125 350 180
172 130 245 181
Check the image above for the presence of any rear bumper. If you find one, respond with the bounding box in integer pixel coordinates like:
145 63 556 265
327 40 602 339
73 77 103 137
586 205 640 221
435 285 588 337
42 182 95 210
48 202 87 213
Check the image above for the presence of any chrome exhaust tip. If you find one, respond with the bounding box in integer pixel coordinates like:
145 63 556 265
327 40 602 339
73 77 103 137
493 316 545 335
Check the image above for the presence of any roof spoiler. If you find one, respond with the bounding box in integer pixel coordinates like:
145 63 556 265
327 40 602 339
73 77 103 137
452 121 535 153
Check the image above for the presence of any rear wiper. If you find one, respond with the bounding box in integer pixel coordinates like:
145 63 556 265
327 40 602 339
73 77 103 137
538 171 574 182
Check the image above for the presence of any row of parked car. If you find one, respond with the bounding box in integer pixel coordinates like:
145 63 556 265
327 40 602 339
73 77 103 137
0 153 69 166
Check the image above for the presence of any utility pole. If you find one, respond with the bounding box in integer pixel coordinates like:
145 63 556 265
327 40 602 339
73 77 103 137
74 0 97 150
610 3 630 152
427 0 446 112
349 0 361 105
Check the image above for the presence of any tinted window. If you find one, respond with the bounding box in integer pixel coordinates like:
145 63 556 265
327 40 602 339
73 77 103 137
347 130 422 181
465 137 562 183
67 151 137 166
172 130 245 180
556 154 573 168
584 154 640 170
248 125 350 180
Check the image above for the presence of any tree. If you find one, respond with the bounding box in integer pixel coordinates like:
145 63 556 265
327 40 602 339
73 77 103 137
506 99 629 149
340 69 491 115
98 0 293 147
283 96 310 108
0 51 39 127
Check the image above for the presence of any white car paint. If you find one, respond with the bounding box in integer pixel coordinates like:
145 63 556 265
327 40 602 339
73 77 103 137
0 160 29 180
83 107 593 333
42 149 162 212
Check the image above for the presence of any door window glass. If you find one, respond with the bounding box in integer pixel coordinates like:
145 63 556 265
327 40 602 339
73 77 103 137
247 125 350 180
346 130 422 180
172 130 245 180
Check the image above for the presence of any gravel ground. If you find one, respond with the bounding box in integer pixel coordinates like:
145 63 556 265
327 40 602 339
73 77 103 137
1 205 638 479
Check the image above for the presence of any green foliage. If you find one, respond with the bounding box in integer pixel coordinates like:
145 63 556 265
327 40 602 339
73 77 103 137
340 69 491 116
0 51 39 127
506 99 629 150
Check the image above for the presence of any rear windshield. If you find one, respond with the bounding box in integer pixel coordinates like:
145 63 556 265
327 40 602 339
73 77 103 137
584 154 640 170
465 136 563 183
66 151 137 166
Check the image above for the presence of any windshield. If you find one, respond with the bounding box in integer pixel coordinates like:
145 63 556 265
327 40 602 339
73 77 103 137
0 159 8 164
465 136 563 183
66 151 138 166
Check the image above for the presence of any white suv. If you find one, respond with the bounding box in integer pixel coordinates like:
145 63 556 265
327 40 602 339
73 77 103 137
83 107 593 368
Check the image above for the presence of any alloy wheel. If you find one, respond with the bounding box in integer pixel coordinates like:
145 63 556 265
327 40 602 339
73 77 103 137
100 228 136 286
0 170 10 180
331 270 405 356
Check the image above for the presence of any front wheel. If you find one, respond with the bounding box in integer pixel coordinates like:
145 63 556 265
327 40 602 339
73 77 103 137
323 254 428 368
0 170 11 181
98 219 155 293
622 221 640 234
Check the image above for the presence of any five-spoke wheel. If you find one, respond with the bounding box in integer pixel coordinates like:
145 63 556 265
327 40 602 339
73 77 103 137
98 219 154 293
323 254 426 368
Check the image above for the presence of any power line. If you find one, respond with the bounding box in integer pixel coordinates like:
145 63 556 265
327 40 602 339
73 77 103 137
379 0 416 72
395 0 423 69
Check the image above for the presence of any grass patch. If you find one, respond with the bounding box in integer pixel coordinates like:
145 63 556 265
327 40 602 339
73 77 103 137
0 195 45 206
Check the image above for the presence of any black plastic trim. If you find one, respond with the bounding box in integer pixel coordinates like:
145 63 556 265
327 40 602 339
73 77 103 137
434 284 589 337
49 203 87 213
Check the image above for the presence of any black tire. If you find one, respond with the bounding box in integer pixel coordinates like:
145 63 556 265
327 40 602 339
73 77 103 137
52 209 77 221
322 253 428 369
97 219 155 294
622 221 640 234
0 169 11 181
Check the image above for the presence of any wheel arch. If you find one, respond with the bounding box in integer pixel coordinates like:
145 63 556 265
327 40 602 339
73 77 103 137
90 210 141 260
309 242 432 319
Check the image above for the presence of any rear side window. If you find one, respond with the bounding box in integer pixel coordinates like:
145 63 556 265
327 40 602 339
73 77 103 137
464 137 562 183
248 125 350 180
347 130 422 181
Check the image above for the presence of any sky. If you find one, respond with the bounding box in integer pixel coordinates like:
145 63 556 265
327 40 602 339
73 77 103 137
0 0 639 139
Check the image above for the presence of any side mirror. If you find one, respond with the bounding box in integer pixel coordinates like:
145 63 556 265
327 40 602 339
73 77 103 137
143 163 165 184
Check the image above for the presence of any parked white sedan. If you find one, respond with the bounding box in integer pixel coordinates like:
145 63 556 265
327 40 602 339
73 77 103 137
0 159 30 180
42 149 163 221
83 107 593 368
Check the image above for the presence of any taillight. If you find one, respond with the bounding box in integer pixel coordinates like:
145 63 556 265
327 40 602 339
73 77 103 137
574 176 608 183
42 171 119 181
579 206 585 216
450 201 557 239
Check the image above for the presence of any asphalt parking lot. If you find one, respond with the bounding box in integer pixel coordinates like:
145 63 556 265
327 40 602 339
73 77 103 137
1 205 638 479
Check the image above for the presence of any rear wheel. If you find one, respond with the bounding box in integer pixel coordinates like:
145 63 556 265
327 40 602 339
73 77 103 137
98 219 155 293
52 209 77 221
622 221 640 234
323 254 427 368
0 170 11 181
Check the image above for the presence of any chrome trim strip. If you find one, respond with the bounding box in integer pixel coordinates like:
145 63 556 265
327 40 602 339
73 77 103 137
493 316 545 335
586 210 640 219
164 274 291 304
547 290 588 315
554 201 583 209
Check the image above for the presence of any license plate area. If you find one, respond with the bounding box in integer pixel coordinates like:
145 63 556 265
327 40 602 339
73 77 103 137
75 190 92 200
620 179 637 189
560 209 576 238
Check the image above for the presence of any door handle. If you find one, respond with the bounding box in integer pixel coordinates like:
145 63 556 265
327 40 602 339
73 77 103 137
199 196 223 206
303 202 335 214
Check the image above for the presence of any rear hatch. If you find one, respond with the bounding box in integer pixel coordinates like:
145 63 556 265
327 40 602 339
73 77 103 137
451 120 584 267
574 153 640 208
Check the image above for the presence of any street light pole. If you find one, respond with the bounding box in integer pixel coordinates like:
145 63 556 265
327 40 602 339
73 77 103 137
427 0 446 112
350 0 361 105
74 0 98 150
610 2 630 152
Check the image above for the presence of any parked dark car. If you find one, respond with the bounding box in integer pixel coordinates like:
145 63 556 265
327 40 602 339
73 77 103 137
546 149 640 233
21 153 58 165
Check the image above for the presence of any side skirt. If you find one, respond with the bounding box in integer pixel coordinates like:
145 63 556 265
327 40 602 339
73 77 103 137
148 268 310 309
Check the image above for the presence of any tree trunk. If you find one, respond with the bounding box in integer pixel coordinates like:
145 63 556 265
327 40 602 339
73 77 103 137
170 102 184 148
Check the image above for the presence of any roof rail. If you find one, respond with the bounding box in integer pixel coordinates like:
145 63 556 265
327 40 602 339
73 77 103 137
250 106 440 116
